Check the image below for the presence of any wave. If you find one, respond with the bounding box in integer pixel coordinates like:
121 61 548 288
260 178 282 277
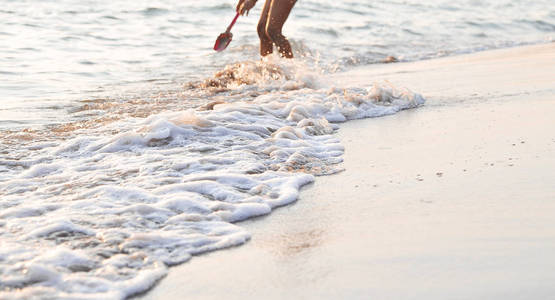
0 59 425 299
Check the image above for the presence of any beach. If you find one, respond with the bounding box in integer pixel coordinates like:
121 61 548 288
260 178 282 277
1 0 554 298
137 43 555 300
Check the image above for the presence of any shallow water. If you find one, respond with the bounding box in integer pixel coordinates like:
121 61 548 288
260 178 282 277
0 0 553 299
1 0 553 129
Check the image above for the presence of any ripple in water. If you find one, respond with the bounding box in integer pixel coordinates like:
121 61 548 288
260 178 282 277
0 0 553 129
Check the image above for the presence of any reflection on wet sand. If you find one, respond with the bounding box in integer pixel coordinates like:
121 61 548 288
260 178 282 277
282 229 325 256
259 227 326 258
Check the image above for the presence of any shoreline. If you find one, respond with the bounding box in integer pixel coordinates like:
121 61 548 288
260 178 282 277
136 43 555 300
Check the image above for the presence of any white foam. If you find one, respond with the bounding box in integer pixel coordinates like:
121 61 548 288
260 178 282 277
22 163 62 178
0 77 424 299
25 220 96 238
33 247 95 270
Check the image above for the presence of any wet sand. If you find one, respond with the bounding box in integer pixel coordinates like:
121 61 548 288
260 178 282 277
136 43 555 300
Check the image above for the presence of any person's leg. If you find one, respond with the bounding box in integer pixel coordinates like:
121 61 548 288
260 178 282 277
257 0 273 56
265 0 296 58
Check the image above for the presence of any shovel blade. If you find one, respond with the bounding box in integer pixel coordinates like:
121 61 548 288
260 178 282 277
214 32 233 52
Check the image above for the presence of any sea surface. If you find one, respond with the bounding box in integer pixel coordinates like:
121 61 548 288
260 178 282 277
0 0 553 299
1 0 554 129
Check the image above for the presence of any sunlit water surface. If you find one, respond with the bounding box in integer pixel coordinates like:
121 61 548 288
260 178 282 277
1 0 553 129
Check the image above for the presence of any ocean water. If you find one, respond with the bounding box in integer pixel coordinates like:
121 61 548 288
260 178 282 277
0 0 553 299
1 0 553 129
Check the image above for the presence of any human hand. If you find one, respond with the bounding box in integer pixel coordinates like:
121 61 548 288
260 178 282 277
236 0 256 16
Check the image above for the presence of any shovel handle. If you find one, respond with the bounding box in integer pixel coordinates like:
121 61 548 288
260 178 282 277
226 13 240 32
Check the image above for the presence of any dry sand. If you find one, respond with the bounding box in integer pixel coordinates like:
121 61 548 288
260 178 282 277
136 43 555 300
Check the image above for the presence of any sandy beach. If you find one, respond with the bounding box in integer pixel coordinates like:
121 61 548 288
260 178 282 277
136 43 555 299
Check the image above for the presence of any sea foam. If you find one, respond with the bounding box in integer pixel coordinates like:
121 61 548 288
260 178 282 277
0 71 424 299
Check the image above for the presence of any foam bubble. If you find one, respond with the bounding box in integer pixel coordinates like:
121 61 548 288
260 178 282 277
0 77 424 298
25 220 96 238
22 163 62 178
189 57 321 93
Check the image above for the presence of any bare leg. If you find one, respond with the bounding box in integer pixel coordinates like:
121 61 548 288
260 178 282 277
265 0 296 58
257 0 273 57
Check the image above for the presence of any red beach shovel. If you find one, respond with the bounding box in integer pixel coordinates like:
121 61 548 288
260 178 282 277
213 12 240 52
